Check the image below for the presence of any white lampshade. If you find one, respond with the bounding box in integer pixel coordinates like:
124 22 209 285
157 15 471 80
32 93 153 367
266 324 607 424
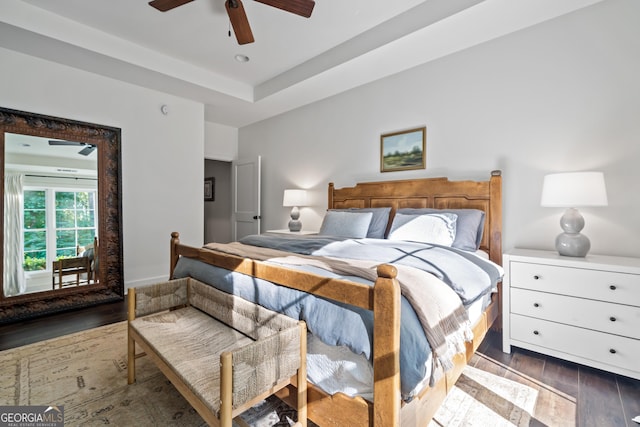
283 189 307 207
540 172 608 207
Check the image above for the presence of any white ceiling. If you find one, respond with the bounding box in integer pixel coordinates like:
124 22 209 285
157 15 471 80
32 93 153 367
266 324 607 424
1 0 603 127
5 133 98 177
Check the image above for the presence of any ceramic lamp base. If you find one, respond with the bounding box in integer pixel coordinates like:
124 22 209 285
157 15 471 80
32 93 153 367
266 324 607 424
556 232 590 257
555 207 590 257
288 206 301 232
288 220 302 232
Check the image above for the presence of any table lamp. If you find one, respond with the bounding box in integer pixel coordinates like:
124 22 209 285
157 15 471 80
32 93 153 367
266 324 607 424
283 189 307 232
540 171 608 257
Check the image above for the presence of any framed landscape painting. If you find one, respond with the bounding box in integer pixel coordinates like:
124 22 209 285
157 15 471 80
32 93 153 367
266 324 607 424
204 177 215 201
380 126 426 172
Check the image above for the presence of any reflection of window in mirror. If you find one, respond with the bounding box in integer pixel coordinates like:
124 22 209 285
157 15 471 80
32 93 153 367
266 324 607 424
4 133 98 296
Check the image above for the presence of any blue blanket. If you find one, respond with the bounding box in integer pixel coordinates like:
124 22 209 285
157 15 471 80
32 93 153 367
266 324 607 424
242 234 502 304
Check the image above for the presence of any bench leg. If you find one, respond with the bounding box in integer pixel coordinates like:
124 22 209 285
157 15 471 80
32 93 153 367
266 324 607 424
220 351 233 427
128 333 135 384
127 289 136 385
297 322 308 427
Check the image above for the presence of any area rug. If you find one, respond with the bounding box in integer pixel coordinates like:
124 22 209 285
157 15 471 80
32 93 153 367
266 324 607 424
0 321 537 426
429 365 538 427
0 321 298 426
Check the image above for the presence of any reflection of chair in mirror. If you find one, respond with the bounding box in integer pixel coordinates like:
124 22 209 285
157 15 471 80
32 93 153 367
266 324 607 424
52 256 91 289
51 237 99 289
77 237 99 284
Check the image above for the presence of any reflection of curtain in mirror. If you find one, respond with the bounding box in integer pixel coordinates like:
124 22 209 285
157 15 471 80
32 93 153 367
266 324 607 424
3 173 26 296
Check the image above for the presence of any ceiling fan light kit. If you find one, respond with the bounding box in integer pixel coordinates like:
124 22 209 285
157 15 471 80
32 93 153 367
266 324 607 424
149 0 315 45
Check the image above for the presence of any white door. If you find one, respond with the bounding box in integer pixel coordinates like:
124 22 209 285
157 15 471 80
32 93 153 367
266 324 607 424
231 156 261 241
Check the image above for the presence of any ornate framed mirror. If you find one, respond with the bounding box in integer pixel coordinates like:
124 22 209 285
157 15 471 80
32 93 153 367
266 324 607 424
0 107 123 322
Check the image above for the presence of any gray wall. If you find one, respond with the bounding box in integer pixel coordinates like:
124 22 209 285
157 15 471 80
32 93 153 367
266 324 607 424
204 159 232 243
238 0 640 258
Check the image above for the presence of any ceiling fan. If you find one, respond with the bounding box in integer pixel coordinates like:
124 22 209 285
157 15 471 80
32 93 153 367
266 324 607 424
148 0 315 45
49 140 97 156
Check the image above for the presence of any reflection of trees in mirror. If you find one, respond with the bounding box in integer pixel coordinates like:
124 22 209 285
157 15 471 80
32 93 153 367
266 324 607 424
22 187 97 292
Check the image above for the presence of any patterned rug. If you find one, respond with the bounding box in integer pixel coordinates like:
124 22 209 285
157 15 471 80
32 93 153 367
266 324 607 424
429 365 538 426
0 321 537 426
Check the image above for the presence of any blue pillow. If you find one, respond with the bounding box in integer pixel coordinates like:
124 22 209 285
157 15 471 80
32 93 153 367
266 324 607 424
397 208 485 251
329 207 391 239
319 211 374 238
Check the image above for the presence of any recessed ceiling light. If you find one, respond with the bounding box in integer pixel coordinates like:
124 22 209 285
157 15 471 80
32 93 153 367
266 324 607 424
234 54 250 63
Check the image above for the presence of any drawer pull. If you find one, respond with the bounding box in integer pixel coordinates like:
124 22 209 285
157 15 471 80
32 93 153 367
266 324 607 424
609 285 617 290
533 275 541 280
533 330 539 335
533 303 540 308
609 349 617 354
609 316 617 322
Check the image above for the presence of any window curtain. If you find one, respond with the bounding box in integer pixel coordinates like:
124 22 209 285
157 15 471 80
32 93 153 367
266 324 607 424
3 173 26 296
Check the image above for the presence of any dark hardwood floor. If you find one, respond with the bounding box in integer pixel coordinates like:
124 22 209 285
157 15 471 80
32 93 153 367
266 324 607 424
474 331 640 427
0 298 128 350
1 300 639 427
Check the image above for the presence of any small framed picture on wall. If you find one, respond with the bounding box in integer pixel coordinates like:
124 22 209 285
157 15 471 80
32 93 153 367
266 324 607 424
380 126 426 172
204 177 215 202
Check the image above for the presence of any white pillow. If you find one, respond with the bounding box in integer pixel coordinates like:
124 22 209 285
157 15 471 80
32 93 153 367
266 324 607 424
319 211 374 238
388 213 458 246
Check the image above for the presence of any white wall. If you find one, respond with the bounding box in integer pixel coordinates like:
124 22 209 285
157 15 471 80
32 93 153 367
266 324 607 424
239 0 640 258
205 122 238 162
1 47 205 289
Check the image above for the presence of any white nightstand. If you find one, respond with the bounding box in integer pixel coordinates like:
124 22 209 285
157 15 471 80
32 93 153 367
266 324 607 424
265 229 318 235
502 249 640 380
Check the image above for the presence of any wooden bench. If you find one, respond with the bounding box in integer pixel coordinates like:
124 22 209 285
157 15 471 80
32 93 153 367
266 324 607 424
127 277 307 427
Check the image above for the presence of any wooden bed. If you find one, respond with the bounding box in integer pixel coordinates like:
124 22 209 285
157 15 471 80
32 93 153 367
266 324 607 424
169 170 502 427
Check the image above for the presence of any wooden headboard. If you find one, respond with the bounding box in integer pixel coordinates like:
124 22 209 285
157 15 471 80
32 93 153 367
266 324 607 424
328 170 503 265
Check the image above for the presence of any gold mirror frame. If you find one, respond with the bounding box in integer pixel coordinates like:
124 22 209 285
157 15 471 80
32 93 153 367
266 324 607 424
0 107 123 322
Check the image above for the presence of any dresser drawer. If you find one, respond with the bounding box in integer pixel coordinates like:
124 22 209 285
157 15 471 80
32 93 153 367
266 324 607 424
510 288 640 339
509 261 640 306
510 314 640 374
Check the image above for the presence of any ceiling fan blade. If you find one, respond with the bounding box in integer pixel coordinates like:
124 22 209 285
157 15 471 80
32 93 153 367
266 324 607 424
78 145 97 156
149 0 195 12
226 0 254 45
254 0 315 18
49 140 83 146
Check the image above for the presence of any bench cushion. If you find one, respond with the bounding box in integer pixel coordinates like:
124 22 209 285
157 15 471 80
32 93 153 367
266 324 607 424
130 306 253 415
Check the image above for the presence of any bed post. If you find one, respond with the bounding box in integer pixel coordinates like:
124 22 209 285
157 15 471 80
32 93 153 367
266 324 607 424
170 232 180 279
328 182 335 209
373 264 401 426
488 170 502 266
